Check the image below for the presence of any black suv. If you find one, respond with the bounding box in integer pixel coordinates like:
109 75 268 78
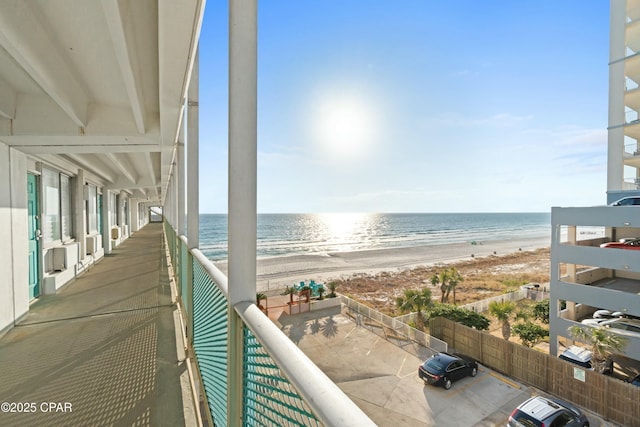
508 396 589 427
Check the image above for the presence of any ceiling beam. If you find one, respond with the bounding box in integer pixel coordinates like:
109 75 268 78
106 152 137 184
101 0 146 134
65 153 116 183
34 154 79 176
0 2 88 126
143 151 157 186
106 176 159 190
15 144 160 155
0 76 16 119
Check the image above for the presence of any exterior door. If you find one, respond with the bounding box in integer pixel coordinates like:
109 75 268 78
27 173 40 299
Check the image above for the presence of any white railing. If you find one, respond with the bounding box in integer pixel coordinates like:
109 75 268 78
340 295 448 353
627 6 640 23
624 142 640 156
235 301 375 427
625 108 639 124
169 224 375 426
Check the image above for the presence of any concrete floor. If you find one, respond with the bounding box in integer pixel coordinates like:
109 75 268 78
0 223 195 427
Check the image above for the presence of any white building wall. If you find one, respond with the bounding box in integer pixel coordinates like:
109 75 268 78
0 144 29 334
608 1 627 193
10 149 29 327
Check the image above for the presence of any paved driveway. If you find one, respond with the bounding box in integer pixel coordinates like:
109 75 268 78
277 306 620 427
277 306 528 426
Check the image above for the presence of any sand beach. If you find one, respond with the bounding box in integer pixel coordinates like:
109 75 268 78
214 235 550 294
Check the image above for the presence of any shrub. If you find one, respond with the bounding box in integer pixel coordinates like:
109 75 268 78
511 322 549 347
428 304 490 331
532 299 550 324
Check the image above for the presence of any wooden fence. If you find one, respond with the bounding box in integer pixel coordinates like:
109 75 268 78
429 317 640 427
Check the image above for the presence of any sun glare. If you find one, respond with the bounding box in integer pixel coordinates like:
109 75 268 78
313 94 376 158
317 212 376 251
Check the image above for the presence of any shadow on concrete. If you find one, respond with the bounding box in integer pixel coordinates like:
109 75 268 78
0 223 188 427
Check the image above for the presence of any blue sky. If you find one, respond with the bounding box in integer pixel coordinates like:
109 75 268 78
198 1 610 213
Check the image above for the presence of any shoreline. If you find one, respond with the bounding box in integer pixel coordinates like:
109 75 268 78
214 236 550 293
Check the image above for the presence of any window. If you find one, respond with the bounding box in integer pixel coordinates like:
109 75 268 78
42 168 61 244
42 168 74 244
110 193 117 226
86 185 98 234
60 174 72 241
97 193 102 233
549 412 574 427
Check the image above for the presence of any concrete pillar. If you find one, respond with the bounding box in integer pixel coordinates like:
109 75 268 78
74 170 86 259
177 141 185 237
130 199 140 232
102 190 112 255
228 1 257 425
187 50 200 250
186 50 200 351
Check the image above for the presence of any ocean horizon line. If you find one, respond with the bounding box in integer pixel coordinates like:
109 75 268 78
198 211 551 215
198 212 552 261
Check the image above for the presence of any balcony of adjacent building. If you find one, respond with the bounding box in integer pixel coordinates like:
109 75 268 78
549 206 640 360
622 140 640 190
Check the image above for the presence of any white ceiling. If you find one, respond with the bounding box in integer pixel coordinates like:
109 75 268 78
0 0 204 203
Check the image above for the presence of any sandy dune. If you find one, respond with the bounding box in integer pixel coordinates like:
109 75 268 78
214 235 550 293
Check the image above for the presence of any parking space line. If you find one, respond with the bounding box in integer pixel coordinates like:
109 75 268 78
344 325 358 338
366 337 380 356
396 354 408 377
488 371 522 389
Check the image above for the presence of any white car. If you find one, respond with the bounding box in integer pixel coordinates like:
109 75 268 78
559 345 593 369
592 309 624 319
609 196 640 206
581 317 640 337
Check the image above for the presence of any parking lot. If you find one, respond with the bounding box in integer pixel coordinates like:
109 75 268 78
276 306 620 427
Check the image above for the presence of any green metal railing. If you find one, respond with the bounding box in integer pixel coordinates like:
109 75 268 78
243 327 320 426
192 258 228 426
163 220 374 427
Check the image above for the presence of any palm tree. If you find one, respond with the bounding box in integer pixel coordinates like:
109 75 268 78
488 300 516 340
447 268 463 304
327 281 338 298
431 270 448 303
396 288 433 330
256 293 267 310
283 286 296 305
431 268 463 304
568 325 628 373
299 285 311 303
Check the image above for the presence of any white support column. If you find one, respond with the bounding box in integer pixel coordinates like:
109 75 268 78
186 50 200 350
172 171 178 230
167 180 172 228
165 181 171 228
228 1 257 425
125 195 132 235
102 190 112 255
187 50 200 250
131 199 140 232
177 141 186 237
74 170 87 259
608 0 627 193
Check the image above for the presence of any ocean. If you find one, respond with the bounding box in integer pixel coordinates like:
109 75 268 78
199 212 552 261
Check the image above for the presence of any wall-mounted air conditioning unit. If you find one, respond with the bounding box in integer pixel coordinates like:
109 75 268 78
111 227 120 240
86 235 98 255
52 247 67 271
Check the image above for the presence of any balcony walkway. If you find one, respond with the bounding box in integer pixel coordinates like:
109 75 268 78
0 223 195 427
